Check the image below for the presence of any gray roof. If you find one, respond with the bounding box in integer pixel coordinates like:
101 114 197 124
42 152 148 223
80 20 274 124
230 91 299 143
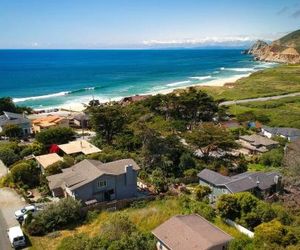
240 134 278 147
152 214 233 250
263 126 300 141
0 111 30 127
46 158 140 191
198 169 281 193
73 113 90 121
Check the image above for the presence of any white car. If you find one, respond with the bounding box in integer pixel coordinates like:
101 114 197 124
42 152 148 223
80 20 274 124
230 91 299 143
14 205 36 220
7 226 26 248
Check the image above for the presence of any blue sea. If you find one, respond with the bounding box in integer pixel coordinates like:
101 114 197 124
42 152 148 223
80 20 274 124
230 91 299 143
0 49 276 109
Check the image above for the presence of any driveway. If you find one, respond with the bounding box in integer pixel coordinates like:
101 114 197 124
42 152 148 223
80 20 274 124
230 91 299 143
0 188 27 250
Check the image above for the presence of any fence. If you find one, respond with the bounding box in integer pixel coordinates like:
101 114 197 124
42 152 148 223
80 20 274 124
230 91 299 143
225 219 254 238
82 195 156 212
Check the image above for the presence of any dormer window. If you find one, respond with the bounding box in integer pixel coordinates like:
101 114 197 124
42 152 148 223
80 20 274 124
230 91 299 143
97 180 107 188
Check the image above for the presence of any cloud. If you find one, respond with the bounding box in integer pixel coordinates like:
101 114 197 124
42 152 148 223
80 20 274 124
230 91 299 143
291 9 300 18
277 6 289 15
142 36 262 47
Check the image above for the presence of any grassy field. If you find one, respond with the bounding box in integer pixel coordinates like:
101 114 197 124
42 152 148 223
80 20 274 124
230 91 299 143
29 197 243 250
227 95 300 129
199 64 300 101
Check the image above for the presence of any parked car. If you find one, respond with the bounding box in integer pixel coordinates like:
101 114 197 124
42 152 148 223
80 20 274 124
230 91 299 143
7 226 26 248
14 205 36 221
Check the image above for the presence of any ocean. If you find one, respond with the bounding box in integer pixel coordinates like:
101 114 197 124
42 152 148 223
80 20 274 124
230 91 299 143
0 49 276 109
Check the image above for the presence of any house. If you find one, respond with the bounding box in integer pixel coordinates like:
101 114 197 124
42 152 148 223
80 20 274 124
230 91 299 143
119 94 151 106
198 169 281 200
34 153 63 173
152 214 233 250
262 126 300 142
72 113 90 128
237 134 279 155
32 115 69 133
46 158 140 203
58 140 101 155
0 111 31 136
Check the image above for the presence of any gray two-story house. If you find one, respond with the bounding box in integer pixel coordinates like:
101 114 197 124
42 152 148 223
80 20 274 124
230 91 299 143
46 158 140 203
0 111 31 136
198 169 281 200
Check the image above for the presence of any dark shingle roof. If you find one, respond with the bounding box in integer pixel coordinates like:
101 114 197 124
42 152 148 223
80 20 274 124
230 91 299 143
198 169 230 185
198 169 281 193
46 158 140 191
263 126 300 141
152 214 233 250
0 111 30 127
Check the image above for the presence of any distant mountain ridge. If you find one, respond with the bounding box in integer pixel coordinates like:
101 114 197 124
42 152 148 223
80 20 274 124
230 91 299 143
247 29 300 64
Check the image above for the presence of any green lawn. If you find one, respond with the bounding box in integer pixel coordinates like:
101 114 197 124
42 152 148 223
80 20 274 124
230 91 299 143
227 96 300 129
29 197 243 250
199 64 300 101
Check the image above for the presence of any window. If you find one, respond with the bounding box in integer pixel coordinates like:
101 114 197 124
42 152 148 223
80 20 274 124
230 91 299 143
97 180 107 188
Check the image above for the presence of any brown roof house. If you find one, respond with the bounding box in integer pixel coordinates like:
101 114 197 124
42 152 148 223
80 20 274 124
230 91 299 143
58 140 101 155
237 134 279 155
35 153 63 174
32 115 69 133
46 158 140 203
152 214 233 250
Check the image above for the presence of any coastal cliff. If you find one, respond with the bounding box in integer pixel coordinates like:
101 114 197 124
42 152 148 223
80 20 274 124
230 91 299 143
247 29 300 64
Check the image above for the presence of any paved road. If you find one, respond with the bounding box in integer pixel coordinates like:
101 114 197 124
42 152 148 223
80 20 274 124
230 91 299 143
219 92 300 106
0 188 26 250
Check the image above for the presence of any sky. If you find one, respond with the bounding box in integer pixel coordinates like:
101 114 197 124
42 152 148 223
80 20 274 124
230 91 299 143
0 0 299 49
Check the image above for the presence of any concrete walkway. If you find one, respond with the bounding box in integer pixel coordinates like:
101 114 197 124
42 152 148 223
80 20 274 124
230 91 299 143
219 92 300 106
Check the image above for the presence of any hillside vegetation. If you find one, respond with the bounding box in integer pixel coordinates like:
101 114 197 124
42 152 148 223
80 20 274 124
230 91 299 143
273 29 300 53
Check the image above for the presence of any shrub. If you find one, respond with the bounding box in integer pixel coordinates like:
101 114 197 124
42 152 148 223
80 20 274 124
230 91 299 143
9 161 40 188
193 185 211 201
26 198 86 236
0 147 20 166
259 148 284 168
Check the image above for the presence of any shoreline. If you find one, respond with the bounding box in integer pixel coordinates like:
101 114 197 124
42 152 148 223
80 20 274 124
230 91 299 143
35 73 252 113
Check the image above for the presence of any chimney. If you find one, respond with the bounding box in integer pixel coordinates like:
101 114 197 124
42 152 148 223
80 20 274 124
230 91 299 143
125 164 133 186
256 176 260 186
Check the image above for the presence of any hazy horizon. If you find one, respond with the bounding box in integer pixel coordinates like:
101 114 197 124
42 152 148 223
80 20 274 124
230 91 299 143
1 0 299 49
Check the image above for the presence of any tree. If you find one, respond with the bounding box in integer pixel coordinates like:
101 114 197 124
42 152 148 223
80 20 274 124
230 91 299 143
216 194 240 220
0 97 32 115
10 161 40 188
185 123 238 161
179 153 196 173
35 127 75 145
150 168 167 193
90 104 126 144
2 124 23 138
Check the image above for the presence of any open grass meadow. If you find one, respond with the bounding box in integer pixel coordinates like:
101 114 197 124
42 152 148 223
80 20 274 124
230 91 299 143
29 197 243 250
227 95 300 129
199 64 300 101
